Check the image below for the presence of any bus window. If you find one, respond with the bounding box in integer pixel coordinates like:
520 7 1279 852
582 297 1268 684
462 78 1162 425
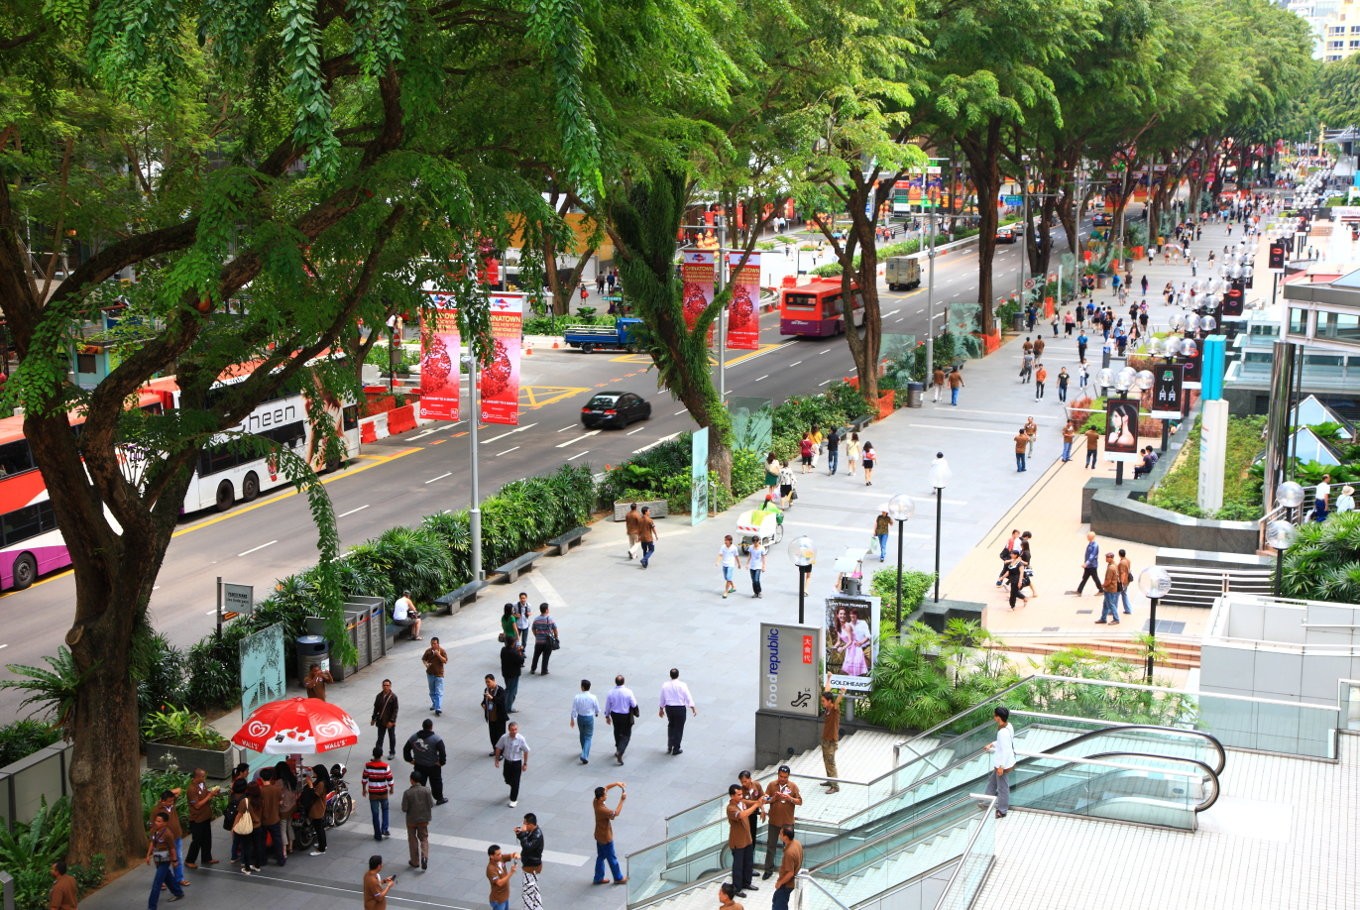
0 440 35 477
826 294 843 317
342 405 359 432
2 501 56 547
784 294 818 311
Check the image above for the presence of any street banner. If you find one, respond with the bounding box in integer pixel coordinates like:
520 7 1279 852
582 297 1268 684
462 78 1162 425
1104 399 1141 463
825 594 881 694
480 292 523 425
759 623 822 717
680 249 716 341
727 251 761 350
420 292 460 420
1182 343 1203 390
1150 364 1184 420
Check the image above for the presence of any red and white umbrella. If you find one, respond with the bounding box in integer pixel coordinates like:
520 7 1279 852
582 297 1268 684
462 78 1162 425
232 697 362 754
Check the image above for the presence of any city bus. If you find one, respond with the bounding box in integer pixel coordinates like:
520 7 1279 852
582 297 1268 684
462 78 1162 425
0 386 168 591
174 356 361 513
779 277 864 337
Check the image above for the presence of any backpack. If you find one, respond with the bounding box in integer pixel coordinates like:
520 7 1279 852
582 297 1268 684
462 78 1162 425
299 783 319 812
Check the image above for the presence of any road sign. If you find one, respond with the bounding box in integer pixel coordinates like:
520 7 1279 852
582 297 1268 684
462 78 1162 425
1002 195 1022 207
1024 278 1036 290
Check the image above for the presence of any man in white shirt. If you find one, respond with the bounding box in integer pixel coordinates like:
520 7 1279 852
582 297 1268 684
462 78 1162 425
493 722 530 808
983 706 1015 818
392 591 422 640
570 680 601 765
657 668 697 756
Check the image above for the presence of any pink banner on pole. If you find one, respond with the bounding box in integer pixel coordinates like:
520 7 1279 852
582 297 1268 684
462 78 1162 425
680 249 716 341
420 293 460 420
480 292 524 425
726 251 760 350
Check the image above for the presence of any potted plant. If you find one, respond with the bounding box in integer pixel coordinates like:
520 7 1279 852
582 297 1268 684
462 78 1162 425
142 705 235 778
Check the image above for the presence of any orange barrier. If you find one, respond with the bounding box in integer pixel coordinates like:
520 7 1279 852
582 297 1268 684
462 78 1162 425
388 404 416 435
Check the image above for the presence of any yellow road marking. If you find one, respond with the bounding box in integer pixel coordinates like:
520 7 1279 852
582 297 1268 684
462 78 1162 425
521 385 590 408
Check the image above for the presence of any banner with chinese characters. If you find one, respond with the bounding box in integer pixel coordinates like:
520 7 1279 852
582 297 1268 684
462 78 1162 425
726 251 761 350
420 293 460 420
825 594 882 694
680 249 716 340
480 292 523 425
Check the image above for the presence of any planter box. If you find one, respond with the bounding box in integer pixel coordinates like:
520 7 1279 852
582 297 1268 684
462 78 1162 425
612 499 668 521
146 742 237 780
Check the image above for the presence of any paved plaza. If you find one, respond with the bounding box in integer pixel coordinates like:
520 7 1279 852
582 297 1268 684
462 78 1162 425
79 212 1360 910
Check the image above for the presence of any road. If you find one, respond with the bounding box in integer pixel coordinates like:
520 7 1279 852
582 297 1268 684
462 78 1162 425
0 234 1044 717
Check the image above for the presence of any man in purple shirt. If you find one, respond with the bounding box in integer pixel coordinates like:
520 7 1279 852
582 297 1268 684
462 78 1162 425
604 676 638 766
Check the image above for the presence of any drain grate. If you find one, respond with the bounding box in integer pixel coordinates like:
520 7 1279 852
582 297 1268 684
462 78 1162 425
1148 619 1185 635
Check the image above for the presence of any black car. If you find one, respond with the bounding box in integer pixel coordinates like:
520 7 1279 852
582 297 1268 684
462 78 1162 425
580 391 652 429
994 227 1017 244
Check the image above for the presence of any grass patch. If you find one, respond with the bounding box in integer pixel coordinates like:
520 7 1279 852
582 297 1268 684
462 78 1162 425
1147 414 1266 520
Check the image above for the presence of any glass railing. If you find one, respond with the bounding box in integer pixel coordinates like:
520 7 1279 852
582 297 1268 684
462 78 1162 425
1010 750 1212 829
624 818 730 906
1342 679 1360 733
934 798 996 910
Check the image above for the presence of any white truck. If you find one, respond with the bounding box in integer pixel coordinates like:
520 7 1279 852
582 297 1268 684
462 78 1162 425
884 256 922 291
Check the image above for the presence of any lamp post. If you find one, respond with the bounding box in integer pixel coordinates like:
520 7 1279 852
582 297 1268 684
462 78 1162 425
1277 480 1305 522
886 493 916 632
1178 336 1198 420
1266 519 1297 597
1138 566 1173 684
928 452 952 603
789 535 817 624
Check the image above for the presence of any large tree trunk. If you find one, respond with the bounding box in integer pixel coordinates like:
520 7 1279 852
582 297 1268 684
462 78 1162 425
960 121 1002 336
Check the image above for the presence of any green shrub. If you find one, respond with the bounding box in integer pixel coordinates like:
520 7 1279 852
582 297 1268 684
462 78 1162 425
596 435 692 506
0 719 60 767
1148 414 1266 520
184 624 252 711
0 798 80 910
0 648 82 737
731 448 765 500
522 313 616 334
141 706 229 749
869 568 938 639
134 630 187 724
1281 511 1360 602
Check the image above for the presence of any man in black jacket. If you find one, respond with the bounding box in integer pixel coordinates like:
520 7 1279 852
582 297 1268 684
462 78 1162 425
481 674 509 756
513 813 545 906
500 639 525 714
401 719 448 805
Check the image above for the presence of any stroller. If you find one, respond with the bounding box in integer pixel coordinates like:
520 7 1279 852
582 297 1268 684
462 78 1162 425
736 504 784 556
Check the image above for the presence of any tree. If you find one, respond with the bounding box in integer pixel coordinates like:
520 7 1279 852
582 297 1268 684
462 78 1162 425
0 0 600 867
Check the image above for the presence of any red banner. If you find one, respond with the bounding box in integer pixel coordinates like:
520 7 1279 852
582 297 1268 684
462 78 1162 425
480 292 524 425
726 251 760 350
420 293 460 420
680 249 716 340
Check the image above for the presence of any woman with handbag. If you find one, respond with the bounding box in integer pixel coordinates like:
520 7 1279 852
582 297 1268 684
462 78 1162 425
273 761 300 857
230 779 261 874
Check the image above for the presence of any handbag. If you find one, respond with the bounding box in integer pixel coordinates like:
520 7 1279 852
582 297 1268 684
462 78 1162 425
549 631 561 651
231 798 255 835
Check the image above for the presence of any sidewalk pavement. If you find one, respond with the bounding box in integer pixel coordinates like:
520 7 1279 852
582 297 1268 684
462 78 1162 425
88 214 1244 910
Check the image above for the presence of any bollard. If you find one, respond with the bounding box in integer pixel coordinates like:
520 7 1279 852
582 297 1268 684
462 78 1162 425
2 870 14 910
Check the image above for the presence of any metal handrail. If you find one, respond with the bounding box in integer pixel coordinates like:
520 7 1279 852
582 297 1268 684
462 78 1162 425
1005 714 1227 774
796 870 854 910
807 793 985 876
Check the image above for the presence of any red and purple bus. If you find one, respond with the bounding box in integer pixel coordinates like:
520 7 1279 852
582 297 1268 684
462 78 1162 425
778 277 863 337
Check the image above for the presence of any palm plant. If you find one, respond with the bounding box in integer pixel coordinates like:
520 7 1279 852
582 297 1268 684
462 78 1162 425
1282 511 1360 602
365 526 457 603
0 648 84 739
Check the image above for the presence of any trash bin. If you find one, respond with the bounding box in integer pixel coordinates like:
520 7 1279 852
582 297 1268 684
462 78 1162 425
295 635 329 686
906 381 924 408
1011 312 1025 332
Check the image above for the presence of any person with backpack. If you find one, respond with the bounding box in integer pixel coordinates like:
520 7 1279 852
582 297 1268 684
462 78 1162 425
402 720 448 806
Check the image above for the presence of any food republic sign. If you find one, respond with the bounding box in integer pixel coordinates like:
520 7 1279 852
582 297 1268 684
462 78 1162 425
760 622 821 718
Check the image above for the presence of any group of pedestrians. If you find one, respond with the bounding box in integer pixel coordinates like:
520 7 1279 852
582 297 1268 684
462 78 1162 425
1071 531 1135 624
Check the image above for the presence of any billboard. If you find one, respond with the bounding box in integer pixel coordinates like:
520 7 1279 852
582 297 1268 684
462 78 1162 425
759 623 822 717
1150 364 1183 420
690 427 709 526
420 293 461 420
726 251 760 350
1104 399 1141 463
239 624 287 722
480 292 524 425
825 594 882 694
680 249 716 337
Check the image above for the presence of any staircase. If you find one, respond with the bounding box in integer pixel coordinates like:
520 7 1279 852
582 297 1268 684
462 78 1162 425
994 637 1201 670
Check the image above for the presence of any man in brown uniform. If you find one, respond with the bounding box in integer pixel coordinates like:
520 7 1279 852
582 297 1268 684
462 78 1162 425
947 367 964 406
305 663 334 701
49 861 77 910
820 690 844 793
154 789 188 886
591 781 627 885
771 827 803 910
638 505 657 568
1117 549 1133 615
1096 552 1121 625
485 844 516 910
624 503 643 559
1084 425 1101 469
363 855 395 910
422 639 448 716
931 366 946 403
257 768 285 867
1013 428 1029 473
761 766 802 879
726 784 761 898
185 768 220 868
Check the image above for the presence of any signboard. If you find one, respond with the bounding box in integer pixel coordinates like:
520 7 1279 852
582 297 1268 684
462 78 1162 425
480 292 524 425
1150 364 1183 420
223 583 254 616
726 251 761 350
239 624 287 722
759 622 822 717
1001 195 1022 207
690 427 709 526
1104 399 1141 463
420 292 461 420
1182 344 1203 390
825 594 882 694
1198 399 1229 512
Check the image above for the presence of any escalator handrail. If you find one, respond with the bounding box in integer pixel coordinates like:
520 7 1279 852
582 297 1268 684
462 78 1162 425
1007 715 1228 775
806 793 989 879
1031 750 1222 813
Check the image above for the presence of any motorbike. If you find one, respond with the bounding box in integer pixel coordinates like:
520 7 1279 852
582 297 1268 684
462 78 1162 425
291 762 354 849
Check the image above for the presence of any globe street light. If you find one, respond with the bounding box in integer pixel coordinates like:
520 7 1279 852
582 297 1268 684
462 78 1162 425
928 452 952 604
1138 566 1174 683
886 493 916 633
1277 480 1305 521
1266 519 1297 597
788 535 817 624
1113 367 1137 487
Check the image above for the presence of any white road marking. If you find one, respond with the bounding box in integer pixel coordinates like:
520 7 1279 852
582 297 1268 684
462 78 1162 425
495 446 520 456
427 833 588 866
883 309 901 317
915 308 925 314
818 379 833 386
818 349 831 355
558 424 577 432
626 426 647 435
408 427 442 440
567 450 590 461
634 432 680 454
425 472 453 484
674 409 687 416
483 422 538 444
237 540 278 558
790 360 802 367
755 374 769 382
555 430 601 448
337 505 370 518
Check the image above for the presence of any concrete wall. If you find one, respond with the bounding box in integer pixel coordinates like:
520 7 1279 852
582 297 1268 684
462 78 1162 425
0 742 72 830
1088 489 1261 554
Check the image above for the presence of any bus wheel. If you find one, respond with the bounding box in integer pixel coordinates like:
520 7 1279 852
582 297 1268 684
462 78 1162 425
242 472 260 502
215 481 235 512
11 553 37 590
